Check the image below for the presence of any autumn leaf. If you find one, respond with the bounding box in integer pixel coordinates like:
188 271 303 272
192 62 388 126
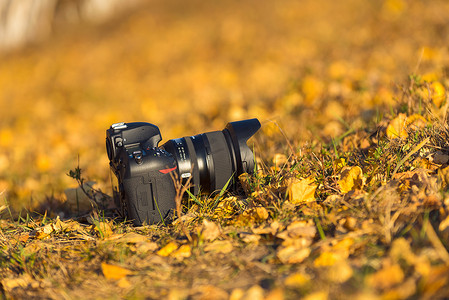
284 272 311 287
366 263 404 289
314 251 339 267
327 261 353 283
156 242 179 257
170 244 192 260
101 263 133 280
287 177 317 205
338 166 365 194
277 246 311 264
204 240 234 254
201 219 221 242
430 81 446 107
386 113 426 139
387 113 408 139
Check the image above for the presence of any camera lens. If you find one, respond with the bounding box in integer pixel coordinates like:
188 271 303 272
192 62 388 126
162 118 261 194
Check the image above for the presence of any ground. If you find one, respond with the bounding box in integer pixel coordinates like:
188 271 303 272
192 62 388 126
1 0 449 299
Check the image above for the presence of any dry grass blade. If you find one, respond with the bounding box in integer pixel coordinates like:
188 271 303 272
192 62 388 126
391 137 430 178
424 220 449 265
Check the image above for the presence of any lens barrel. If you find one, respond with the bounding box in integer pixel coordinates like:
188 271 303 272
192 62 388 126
162 118 260 194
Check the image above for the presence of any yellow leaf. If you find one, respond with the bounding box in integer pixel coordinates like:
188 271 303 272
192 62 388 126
204 240 234 254
314 251 339 267
255 207 269 221
94 221 113 238
303 291 328 300
201 219 221 241
277 246 310 264
338 166 365 194
386 114 427 139
1 274 35 291
101 263 133 280
156 241 178 257
277 220 316 240
171 244 191 260
386 113 408 139
243 285 264 300
118 277 132 288
406 114 427 131
333 157 346 173
366 263 404 289
284 272 310 287
288 177 317 205
327 261 353 283
431 81 446 107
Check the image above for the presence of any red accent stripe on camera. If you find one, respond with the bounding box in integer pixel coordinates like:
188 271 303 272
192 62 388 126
159 166 177 174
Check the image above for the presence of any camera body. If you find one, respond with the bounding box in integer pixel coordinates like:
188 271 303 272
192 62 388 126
107 119 260 225
107 122 177 224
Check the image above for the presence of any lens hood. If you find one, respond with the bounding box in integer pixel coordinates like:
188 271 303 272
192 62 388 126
223 118 261 175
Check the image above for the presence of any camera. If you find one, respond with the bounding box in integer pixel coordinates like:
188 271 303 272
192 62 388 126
106 118 261 225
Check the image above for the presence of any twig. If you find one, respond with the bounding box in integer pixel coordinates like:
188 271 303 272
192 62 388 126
169 167 193 219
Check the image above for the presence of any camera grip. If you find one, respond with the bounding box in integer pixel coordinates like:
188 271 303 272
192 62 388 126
123 173 176 225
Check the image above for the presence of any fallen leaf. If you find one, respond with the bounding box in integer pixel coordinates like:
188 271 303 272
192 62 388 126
430 81 446 107
386 114 427 139
366 263 404 289
93 221 113 238
386 113 408 139
277 246 310 264
105 232 148 244
284 272 311 287
194 285 229 300
135 241 158 254
1 274 35 291
230 288 245 300
438 165 449 189
157 241 178 257
243 285 264 300
265 288 284 300
334 157 346 173
101 262 133 280
252 220 281 235
171 244 191 260
118 277 132 288
303 291 328 300
255 206 269 220
287 177 317 205
204 240 234 254
201 219 221 241
240 232 261 244
314 251 339 267
389 238 415 265
338 166 365 194
327 261 353 283
277 220 316 239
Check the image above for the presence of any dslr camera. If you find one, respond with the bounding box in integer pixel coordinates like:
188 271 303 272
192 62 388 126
106 118 260 225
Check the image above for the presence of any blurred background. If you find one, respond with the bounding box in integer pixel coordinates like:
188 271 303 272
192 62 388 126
0 0 448 212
